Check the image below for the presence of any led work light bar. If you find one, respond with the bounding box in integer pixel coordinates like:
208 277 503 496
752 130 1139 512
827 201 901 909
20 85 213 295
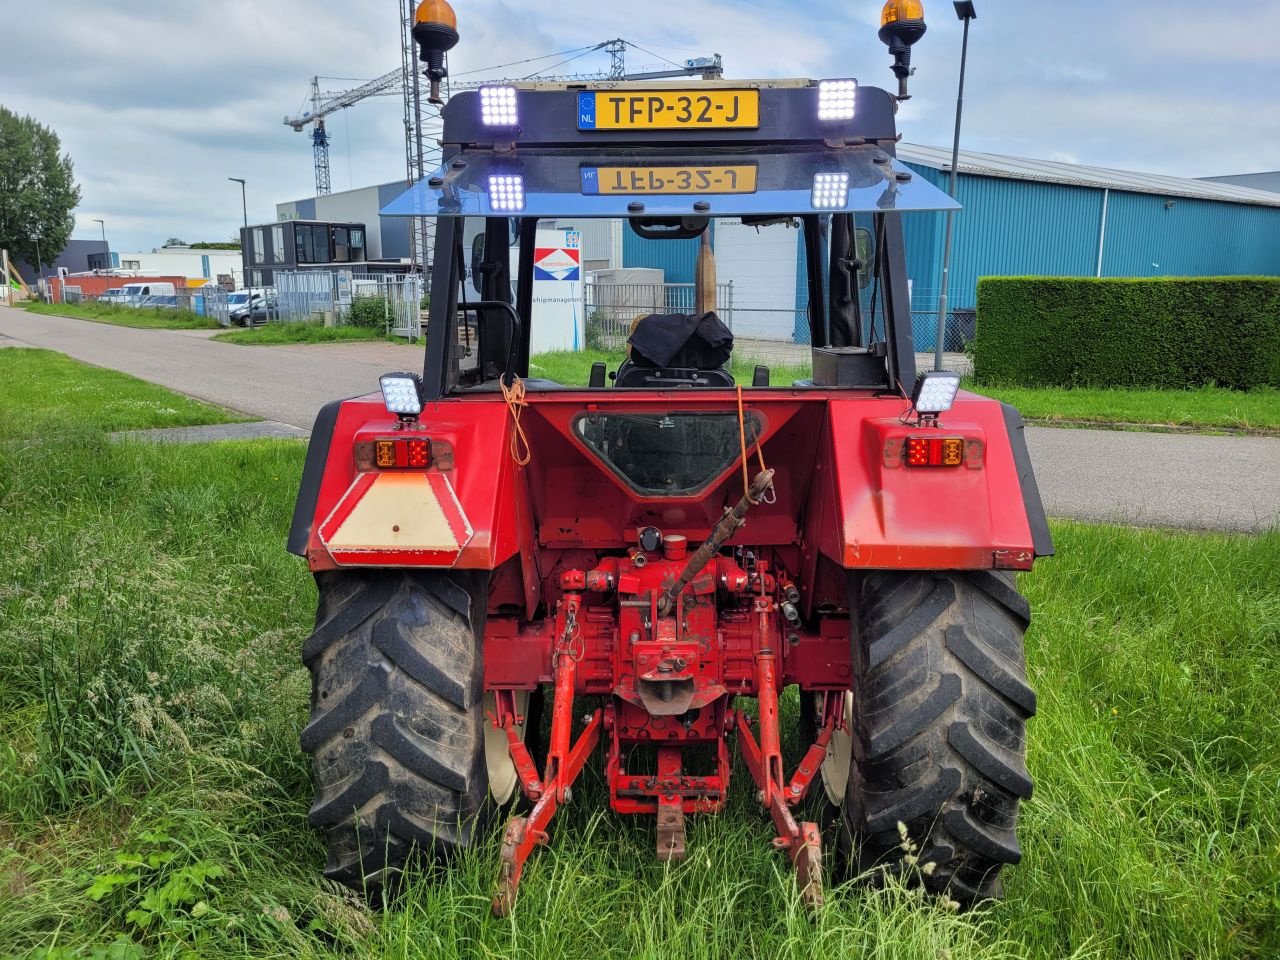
817 79 858 121
911 370 961 414
380 373 424 418
811 172 850 209
480 85 519 127
488 174 526 212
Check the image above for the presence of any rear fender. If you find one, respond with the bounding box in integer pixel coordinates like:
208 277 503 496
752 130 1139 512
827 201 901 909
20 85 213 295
808 392 1052 571
289 395 531 587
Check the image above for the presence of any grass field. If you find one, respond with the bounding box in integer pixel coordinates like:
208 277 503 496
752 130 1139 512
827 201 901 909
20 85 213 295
975 382 1280 432
212 323 415 346
1 354 1277 958
23 300 221 331
0 349 244 436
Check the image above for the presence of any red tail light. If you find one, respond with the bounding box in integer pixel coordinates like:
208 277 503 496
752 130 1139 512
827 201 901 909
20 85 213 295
905 436 964 467
361 437 434 470
407 438 431 468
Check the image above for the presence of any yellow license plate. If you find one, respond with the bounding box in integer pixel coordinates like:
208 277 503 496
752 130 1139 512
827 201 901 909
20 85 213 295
578 89 759 130
582 164 758 195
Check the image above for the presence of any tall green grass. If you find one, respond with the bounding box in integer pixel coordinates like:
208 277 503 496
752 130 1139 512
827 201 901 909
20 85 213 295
212 323 415 346
0 371 1276 957
23 300 221 330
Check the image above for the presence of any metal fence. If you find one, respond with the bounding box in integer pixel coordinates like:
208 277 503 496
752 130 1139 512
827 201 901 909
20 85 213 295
583 281 734 351
351 273 425 340
276 271 341 325
64 287 232 321
274 270 424 340
195 286 231 326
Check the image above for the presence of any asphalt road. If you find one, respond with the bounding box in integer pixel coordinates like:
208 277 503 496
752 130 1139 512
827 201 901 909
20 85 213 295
2 305 1277 533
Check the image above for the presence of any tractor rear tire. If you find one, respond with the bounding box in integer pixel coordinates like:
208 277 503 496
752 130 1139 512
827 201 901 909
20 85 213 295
842 570 1035 905
300 569 491 893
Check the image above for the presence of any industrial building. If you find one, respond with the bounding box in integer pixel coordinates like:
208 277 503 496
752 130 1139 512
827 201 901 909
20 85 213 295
276 184 412 262
617 145 1280 350
8 239 107 286
273 146 1280 351
86 246 244 287
1200 170 1280 195
896 146 1280 348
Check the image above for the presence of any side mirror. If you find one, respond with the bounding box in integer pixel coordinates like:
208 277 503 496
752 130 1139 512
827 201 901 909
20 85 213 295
471 234 485 295
855 228 874 289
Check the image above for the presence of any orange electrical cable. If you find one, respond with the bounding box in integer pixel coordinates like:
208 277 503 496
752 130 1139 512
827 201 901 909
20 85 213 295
736 384 768 502
501 374 532 466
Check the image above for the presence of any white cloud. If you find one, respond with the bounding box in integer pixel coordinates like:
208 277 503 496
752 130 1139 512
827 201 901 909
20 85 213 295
1 0 1276 254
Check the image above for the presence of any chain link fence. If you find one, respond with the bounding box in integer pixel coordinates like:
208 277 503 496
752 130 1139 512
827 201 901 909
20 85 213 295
583 281 734 352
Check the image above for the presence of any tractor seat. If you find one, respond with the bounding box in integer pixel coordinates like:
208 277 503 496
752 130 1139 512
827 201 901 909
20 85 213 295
614 311 734 389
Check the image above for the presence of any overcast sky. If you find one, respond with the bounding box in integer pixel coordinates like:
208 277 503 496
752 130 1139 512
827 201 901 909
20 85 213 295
2 0 1277 253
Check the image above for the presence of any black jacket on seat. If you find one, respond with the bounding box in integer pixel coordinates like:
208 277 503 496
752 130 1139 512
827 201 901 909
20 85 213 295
614 312 735 388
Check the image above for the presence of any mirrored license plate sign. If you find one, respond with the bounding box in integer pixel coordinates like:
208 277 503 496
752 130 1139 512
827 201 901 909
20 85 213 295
580 164 759 195
577 90 760 130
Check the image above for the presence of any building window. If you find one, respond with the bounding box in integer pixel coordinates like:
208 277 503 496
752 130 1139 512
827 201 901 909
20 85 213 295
350 228 365 263
252 271 264 287
294 224 330 264
122 259 141 270
333 227 349 263
253 228 265 265
272 225 285 264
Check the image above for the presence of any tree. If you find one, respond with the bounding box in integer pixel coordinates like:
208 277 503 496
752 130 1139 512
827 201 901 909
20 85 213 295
162 237 188 248
0 106 81 268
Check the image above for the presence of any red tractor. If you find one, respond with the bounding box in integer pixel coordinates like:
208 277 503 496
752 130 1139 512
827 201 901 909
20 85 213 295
288 0 1051 915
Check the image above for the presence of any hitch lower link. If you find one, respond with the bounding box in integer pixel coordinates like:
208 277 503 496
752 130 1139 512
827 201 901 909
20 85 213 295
490 590 843 916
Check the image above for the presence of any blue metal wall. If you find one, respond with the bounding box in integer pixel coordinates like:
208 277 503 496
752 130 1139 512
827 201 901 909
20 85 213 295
1100 192 1280 277
901 163 1280 307
623 168 1280 351
621 228 708 284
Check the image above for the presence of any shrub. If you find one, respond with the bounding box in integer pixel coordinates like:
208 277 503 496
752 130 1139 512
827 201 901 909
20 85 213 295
346 295 389 329
972 277 1280 389
585 309 612 352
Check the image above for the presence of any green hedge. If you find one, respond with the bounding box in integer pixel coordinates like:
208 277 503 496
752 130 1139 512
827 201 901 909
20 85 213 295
972 277 1280 389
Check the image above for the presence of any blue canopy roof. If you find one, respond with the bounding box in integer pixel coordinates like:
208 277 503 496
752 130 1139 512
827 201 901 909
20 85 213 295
382 144 959 219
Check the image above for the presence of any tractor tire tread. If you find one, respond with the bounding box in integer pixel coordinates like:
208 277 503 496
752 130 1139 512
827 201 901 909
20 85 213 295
844 570 1034 907
302 570 490 893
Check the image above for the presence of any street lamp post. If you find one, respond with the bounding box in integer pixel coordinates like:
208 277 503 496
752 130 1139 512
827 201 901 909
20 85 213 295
228 177 248 288
92 218 110 273
933 1 977 372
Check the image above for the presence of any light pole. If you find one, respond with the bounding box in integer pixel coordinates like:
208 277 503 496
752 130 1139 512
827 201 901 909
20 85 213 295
92 218 110 273
228 177 248 288
933 1 976 371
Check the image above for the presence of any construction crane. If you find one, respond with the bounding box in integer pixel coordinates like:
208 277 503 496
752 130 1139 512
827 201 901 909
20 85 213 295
284 40 723 199
284 32 723 265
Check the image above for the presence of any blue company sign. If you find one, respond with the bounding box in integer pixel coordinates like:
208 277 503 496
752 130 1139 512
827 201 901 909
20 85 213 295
578 92 597 130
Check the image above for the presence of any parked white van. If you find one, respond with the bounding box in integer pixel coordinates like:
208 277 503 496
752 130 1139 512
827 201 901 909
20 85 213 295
119 282 179 309
119 282 176 300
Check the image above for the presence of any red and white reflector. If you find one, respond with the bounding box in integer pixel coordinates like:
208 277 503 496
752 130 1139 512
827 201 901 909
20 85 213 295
319 471 472 566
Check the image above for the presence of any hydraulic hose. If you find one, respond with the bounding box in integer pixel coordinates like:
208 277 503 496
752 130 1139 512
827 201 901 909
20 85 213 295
657 468 774 617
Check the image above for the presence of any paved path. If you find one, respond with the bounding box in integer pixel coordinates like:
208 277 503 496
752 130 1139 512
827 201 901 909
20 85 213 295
2 305 1277 533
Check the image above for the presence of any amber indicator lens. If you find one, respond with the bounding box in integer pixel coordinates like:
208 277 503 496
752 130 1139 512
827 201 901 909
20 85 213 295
906 436 965 467
375 440 398 468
